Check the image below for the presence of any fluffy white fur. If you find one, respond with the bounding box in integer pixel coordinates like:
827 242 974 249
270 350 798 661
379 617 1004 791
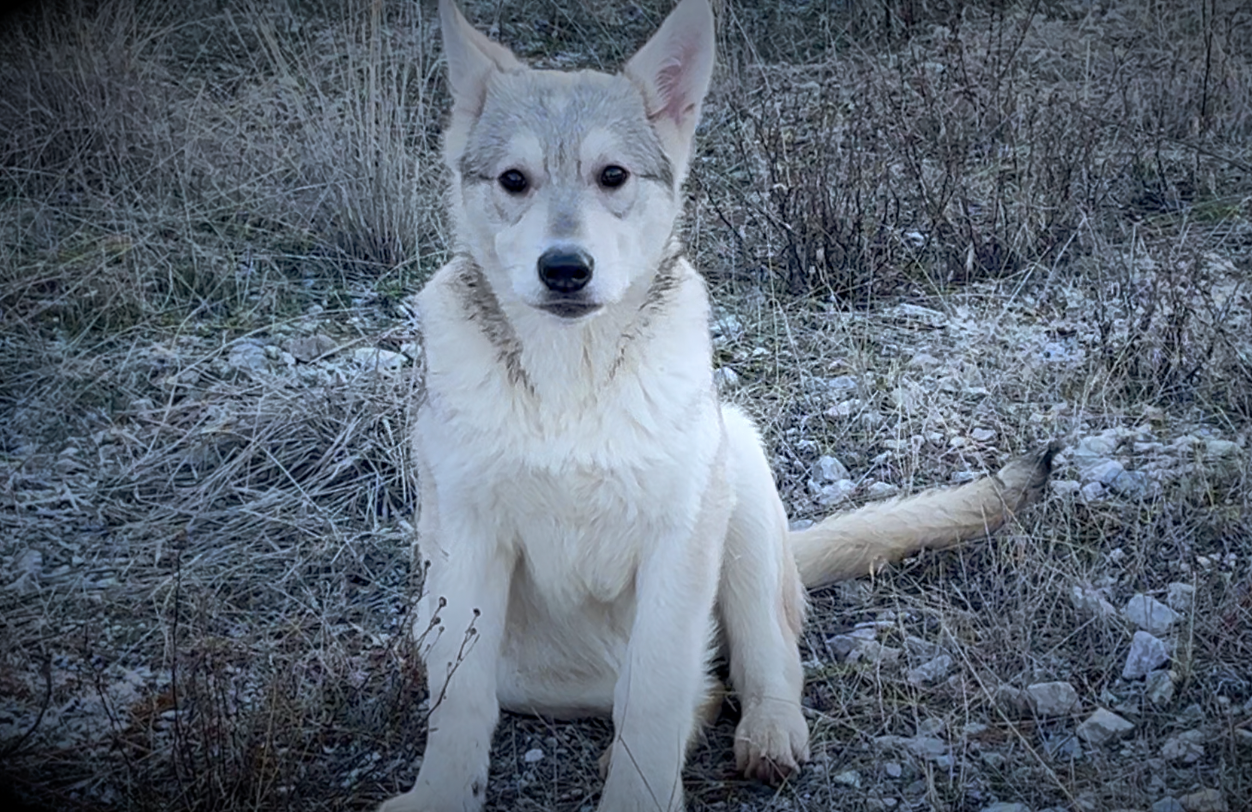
379 2 1053 810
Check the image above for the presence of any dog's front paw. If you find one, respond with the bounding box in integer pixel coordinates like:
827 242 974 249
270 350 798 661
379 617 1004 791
733 702 810 785
377 778 486 812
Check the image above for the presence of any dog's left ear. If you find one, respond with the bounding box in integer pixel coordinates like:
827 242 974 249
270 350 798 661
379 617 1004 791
623 0 715 182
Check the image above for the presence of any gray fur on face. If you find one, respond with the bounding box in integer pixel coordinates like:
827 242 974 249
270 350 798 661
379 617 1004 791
457 71 675 193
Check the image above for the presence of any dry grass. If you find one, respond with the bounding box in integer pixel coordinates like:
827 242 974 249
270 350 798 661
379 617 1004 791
2 0 1250 810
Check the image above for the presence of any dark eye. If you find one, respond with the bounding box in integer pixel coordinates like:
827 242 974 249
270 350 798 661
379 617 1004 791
498 169 528 194
599 165 629 189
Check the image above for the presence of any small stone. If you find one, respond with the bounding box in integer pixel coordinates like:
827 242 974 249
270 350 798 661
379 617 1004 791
1087 459 1126 485
1124 631 1170 679
1079 481 1105 501
1028 682 1080 716
1166 583 1195 612
1109 469 1153 498
980 804 1032 812
994 685 1032 717
1202 439 1238 460
1178 789 1226 812
906 654 953 685
227 340 269 374
1144 670 1176 706
1160 729 1204 763
1235 729 1252 749
811 479 856 506
866 481 900 499
971 428 995 442
1075 708 1134 744
285 334 338 362
1070 584 1118 619
883 761 902 778
1072 435 1119 473
713 366 740 389
352 347 406 373
832 770 861 788
522 747 544 763
1152 799 1185 812
816 455 850 482
1125 594 1180 635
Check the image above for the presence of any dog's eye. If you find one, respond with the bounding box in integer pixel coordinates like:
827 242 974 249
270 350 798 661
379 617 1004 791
599 165 629 189
498 169 528 194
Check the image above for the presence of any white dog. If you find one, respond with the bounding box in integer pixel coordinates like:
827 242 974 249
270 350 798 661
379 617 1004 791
380 1 1053 810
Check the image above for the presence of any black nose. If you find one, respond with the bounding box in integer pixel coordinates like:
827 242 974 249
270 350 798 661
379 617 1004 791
537 248 594 294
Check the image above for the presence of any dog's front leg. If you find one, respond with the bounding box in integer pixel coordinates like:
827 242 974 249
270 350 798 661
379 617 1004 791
599 499 726 812
380 516 512 812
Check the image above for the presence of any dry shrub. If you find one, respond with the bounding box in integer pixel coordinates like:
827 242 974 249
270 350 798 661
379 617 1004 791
698 1 1252 304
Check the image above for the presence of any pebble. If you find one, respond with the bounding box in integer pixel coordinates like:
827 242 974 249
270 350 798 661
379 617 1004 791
1144 669 1176 706
906 654 953 685
866 481 900 499
1027 681 1080 716
1178 789 1227 812
1159 729 1204 763
522 747 544 763
1075 708 1134 744
1124 593 1181 635
713 366 740 389
1152 800 1184 812
816 455 850 482
1166 583 1195 612
1123 631 1170 679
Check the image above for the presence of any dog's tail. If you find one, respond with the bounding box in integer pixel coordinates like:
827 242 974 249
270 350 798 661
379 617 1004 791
791 443 1058 590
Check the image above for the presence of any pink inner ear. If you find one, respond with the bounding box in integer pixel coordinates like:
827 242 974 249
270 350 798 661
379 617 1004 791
653 54 694 126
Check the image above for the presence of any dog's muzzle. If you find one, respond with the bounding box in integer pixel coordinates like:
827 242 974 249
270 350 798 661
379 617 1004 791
537 247 600 318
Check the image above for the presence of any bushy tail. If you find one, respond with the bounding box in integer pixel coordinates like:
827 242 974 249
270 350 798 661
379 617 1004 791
792 443 1058 590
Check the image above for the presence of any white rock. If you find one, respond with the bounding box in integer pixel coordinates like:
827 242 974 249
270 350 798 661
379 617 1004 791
906 654 953 685
522 747 544 763
1202 439 1238 460
1075 708 1134 744
1178 788 1227 812
980 804 1032 812
874 734 947 760
1160 729 1204 763
1070 584 1118 619
1072 435 1119 474
1027 682 1080 716
866 481 900 499
1079 481 1105 502
1124 631 1170 679
1166 583 1195 612
811 479 856 506
1152 799 1184 812
832 770 861 787
971 428 995 442
1086 459 1126 485
1124 594 1181 635
713 366 740 389
227 340 269 374
816 455 850 482
1144 670 1176 706
883 761 902 778
352 347 406 373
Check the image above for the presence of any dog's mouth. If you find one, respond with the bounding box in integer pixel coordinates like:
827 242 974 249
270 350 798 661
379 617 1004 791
536 298 603 319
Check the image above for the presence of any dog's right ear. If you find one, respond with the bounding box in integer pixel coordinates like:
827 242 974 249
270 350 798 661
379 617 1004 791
439 0 523 114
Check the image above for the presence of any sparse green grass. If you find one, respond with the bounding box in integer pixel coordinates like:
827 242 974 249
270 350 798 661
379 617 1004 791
2 1 1250 811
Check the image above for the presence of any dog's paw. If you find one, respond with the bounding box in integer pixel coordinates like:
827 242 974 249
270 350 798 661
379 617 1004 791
377 779 487 812
733 702 810 785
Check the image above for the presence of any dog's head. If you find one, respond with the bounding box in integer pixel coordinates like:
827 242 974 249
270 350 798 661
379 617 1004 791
439 0 715 321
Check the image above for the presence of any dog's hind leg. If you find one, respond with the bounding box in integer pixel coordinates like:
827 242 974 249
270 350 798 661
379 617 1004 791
717 406 811 784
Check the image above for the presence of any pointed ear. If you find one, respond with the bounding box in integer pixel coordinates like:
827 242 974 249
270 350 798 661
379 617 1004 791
623 0 716 166
439 0 523 114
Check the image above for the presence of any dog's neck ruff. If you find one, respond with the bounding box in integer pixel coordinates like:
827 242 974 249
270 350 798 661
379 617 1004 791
452 237 686 402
